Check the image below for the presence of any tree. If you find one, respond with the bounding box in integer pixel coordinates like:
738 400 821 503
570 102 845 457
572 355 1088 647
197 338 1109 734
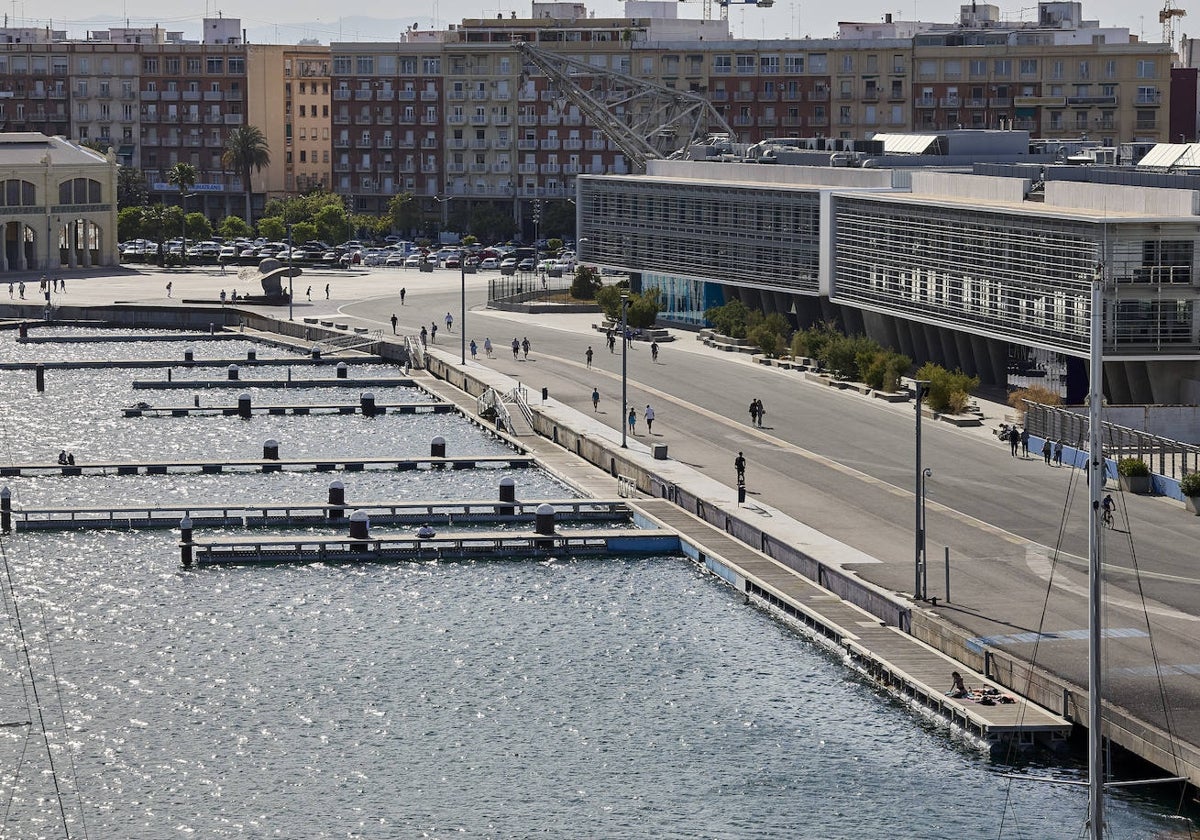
258 217 286 241
542 200 576 240
746 311 792 358
166 162 197 264
313 204 349 245
705 299 751 338
184 211 212 241
117 166 148 209
387 192 420 237
140 204 169 266
570 264 602 300
222 125 271 225
118 207 144 243
218 215 252 240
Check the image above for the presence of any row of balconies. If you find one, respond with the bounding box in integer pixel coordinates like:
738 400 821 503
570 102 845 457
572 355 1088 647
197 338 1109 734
140 90 240 102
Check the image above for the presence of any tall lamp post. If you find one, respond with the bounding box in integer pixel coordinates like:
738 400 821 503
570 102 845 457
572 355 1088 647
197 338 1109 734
459 258 467 364
914 379 931 600
286 223 295 321
921 467 933 599
180 192 194 267
620 293 629 448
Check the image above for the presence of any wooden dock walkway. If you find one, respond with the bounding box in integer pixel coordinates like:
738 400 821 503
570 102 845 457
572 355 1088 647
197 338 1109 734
18 332 243 344
131 377 415 390
0 356 392 371
0 454 534 478
122 401 452 417
186 528 681 567
11 498 628 531
629 498 1071 749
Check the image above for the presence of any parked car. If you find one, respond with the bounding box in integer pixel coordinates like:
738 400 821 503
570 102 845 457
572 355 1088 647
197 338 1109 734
500 257 518 270
517 258 536 272
218 245 239 262
444 255 461 269
404 253 425 268
479 257 500 270
385 253 408 267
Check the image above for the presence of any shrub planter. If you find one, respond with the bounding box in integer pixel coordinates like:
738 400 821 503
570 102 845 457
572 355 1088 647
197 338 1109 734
1179 473 1200 514
1119 474 1152 494
872 390 911 403
1186 495 1200 516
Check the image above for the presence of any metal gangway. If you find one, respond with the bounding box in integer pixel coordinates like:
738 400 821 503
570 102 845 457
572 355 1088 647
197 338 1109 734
314 329 383 356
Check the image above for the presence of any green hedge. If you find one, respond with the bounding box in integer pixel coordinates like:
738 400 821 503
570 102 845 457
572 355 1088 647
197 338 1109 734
1180 472 1200 496
1117 457 1150 477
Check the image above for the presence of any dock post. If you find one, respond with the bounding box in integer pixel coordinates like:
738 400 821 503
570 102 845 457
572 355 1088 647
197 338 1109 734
348 509 370 549
247 348 257 362
430 436 446 464
336 362 348 379
194 393 200 408
263 439 279 460
497 476 516 516
180 515 194 568
184 347 194 363
35 364 44 393
534 503 555 549
209 322 215 335
228 364 239 381
238 393 252 419
167 368 172 382
944 546 951 603
361 392 376 417
328 481 346 521
311 345 322 360
1 486 10 534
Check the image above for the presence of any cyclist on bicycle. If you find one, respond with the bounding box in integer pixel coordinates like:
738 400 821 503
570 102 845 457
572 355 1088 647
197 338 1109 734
1101 493 1116 526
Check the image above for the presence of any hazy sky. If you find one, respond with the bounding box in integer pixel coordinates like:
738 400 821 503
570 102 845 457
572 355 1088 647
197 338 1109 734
13 0 1175 45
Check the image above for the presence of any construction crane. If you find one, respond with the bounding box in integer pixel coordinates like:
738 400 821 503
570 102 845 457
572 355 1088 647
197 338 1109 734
683 0 775 23
514 41 736 173
1161 0 1186 47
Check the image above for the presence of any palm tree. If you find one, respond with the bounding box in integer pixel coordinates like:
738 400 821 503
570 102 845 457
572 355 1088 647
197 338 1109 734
222 126 270 226
166 162 197 265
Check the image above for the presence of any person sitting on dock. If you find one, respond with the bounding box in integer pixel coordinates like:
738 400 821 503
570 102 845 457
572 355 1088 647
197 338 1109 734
57 450 68 465
417 523 436 540
948 671 968 699
66 452 75 466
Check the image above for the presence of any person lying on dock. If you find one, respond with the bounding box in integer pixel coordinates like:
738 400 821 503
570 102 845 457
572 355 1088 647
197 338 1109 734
417 524 436 540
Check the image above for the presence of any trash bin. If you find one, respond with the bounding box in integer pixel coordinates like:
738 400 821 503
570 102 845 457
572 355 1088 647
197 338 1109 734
652 443 668 460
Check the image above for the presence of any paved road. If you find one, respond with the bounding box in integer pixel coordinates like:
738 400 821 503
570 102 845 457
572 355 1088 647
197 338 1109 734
15 263 1200 752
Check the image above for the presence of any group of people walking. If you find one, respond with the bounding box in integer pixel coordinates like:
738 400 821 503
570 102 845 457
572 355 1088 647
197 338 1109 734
1001 424 1065 466
748 398 766 427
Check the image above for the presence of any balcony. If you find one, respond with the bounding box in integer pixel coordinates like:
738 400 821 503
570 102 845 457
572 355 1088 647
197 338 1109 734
585 139 606 150
225 90 243 101
204 91 223 102
184 112 202 123
517 115 537 126
183 135 202 147
334 90 352 101
447 162 466 174
1135 119 1158 130
334 115 351 125
205 136 224 147
182 90 200 101
1014 118 1038 130
419 90 438 101
1067 95 1117 107
808 90 829 102
334 162 351 172
1095 117 1115 130
563 139 582 150
540 139 560 150
989 97 1011 108
518 163 538 174
205 113 223 124
1014 95 1066 107
563 163 581 175
494 114 511 126
140 90 159 101
28 89 45 99
733 115 753 127
421 138 438 148
448 90 466 101
472 90 488 101
448 138 467 150
733 91 754 102
398 90 416 101
448 114 466 125
355 162 373 173
224 114 243 125
808 116 829 127
539 163 560 174
470 163 488 174
492 163 510 174
541 115 561 126
781 116 802 127
760 115 778 126
470 115 487 126
420 162 438 173
160 90 179 101
377 138 395 150
356 139 372 149
355 114 373 125
355 89 373 101
470 139 488 150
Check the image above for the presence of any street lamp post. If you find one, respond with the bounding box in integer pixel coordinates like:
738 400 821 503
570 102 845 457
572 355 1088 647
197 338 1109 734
914 379 931 600
286 223 294 321
921 467 933 599
621 293 629 448
180 192 193 267
460 259 467 364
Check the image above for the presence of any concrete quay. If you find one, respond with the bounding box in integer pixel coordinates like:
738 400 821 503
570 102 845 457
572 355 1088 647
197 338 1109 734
3 264 1199 785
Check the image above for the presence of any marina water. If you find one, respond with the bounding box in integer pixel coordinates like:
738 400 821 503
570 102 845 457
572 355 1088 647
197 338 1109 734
0 330 1192 838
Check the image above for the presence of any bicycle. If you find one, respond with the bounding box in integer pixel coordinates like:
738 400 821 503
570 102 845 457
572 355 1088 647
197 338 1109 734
1101 506 1115 529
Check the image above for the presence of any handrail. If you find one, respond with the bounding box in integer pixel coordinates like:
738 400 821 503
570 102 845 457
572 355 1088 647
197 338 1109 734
509 382 535 428
477 387 515 434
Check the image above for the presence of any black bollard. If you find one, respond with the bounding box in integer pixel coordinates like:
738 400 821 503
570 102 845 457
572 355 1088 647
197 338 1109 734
327 480 346 521
18 322 27 339
194 393 200 408
542 386 548 402
167 368 172 382
179 515 194 567
311 345 322 360
184 347 194 363
360 392 376 417
430 436 446 458
497 476 516 516
228 364 239 381
1 486 10 534
247 349 257 362
263 439 279 460
535 503 555 535
209 322 215 335
35 364 44 393
348 509 370 543
336 362 348 379
238 393 252 419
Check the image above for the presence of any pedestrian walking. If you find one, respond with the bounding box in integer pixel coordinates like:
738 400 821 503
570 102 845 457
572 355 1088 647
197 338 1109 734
18 281 25 299
627 406 637 435
484 337 494 358
644 404 655 434
591 387 600 412
521 337 530 360
469 339 478 360
1042 438 1053 465
585 346 593 368
1053 440 1064 466
755 399 765 427
165 280 173 298
219 289 227 304
390 313 398 334
400 287 406 305
607 330 615 353
650 341 659 363
430 322 437 343
1020 427 1030 457
1009 427 1019 457
445 312 453 332
749 399 758 426
305 285 312 301
325 283 330 299
419 325 427 347
219 258 227 275
735 451 746 483
511 338 520 360
57 278 65 294
7 280 12 299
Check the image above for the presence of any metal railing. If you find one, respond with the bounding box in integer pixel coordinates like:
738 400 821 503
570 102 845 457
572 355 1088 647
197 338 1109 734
477 387 514 434
509 382 535 429
487 272 575 304
1023 401 1200 479
404 335 425 370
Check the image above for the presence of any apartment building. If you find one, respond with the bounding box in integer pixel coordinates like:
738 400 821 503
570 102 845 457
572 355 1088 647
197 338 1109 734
246 45 332 201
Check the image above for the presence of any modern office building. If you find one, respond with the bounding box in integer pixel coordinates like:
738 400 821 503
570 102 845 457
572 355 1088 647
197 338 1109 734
577 152 1200 404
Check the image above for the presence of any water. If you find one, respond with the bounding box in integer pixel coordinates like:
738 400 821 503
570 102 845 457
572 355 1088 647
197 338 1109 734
0 332 1193 839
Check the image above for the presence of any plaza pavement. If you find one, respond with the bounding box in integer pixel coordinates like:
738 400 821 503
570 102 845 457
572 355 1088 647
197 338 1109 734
11 262 1200 776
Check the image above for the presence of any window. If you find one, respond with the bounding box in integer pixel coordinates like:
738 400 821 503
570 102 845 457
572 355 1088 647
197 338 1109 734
333 56 351 74
422 57 441 74
166 57 180 74
1077 61 1089 79
841 54 853 72
809 53 827 73
784 54 804 73
969 59 986 77
1051 60 1064 79
1137 86 1159 104
1104 59 1117 79
228 56 244 74
357 56 374 74
760 55 779 74
714 55 731 74
398 57 416 74
206 57 223 74
143 57 159 73
188 58 202 74
1019 59 1037 75
943 59 961 78
1137 60 1156 78
736 55 755 73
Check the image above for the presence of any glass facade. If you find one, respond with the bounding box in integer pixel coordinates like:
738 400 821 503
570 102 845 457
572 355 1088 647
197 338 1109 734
641 271 726 327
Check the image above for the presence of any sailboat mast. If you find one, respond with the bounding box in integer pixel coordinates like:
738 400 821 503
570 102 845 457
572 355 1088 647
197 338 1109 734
1087 268 1104 839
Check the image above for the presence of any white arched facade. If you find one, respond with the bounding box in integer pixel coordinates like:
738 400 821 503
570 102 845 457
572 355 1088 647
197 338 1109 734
0 134 118 273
